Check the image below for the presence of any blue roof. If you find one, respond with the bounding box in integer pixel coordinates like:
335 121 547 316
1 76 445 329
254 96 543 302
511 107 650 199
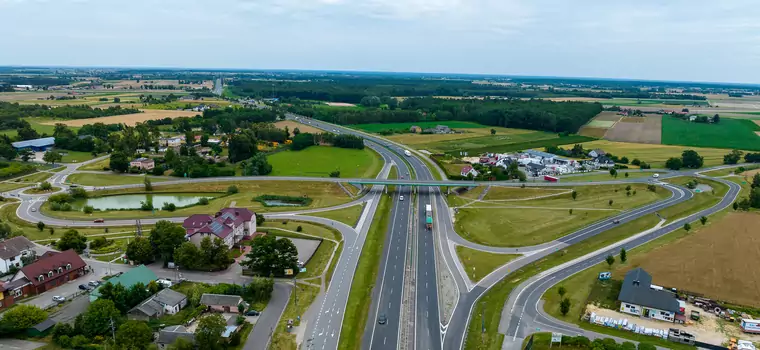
12 137 55 149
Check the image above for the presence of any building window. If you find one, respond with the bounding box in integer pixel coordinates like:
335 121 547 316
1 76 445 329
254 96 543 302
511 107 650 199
66 264 71 270
48 271 53 277
58 267 63 273
12 289 22 297
38 275 44 281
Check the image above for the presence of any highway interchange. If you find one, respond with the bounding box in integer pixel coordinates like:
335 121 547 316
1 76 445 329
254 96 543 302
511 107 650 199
9 115 749 350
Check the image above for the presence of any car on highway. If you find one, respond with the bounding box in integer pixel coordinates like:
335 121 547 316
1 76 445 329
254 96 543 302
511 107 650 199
612 219 620 224
652 173 660 178
31 208 37 212
399 195 404 201
93 218 104 223
378 313 387 325
52 296 65 303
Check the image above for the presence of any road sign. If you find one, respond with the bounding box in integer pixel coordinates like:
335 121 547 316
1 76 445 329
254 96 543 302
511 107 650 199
551 333 563 343
300 268 307 273
284 269 294 276
598 272 611 280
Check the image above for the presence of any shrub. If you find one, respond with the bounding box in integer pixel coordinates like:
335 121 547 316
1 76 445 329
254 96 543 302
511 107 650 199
296 226 303 232
227 185 239 194
198 197 209 205
162 202 177 212
83 205 94 214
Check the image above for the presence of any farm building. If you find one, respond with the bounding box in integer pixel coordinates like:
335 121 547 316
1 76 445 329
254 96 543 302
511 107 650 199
11 137 55 152
618 268 683 323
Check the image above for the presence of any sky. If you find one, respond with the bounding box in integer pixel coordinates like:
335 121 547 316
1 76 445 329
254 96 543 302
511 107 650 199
1 0 759 84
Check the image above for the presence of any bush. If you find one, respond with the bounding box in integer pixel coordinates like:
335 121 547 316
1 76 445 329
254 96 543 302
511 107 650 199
296 226 303 232
83 205 94 214
198 197 209 205
162 202 177 212
90 237 110 250
227 185 239 194
236 315 245 325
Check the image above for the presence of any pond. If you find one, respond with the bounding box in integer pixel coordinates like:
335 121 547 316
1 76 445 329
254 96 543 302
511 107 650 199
262 200 304 207
72 193 216 211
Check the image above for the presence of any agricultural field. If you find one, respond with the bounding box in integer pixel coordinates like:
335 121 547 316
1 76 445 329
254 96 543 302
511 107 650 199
386 125 533 146
601 98 710 107
102 79 213 90
578 112 621 138
661 116 760 151
454 184 669 246
604 114 662 144
422 130 559 153
558 140 740 168
274 120 323 136
45 109 200 127
267 146 382 178
0 117 81 137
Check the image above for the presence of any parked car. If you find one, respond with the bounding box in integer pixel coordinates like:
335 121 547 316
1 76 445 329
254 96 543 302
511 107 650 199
52 296 65 303
245 310 260 316
378 313 387 325
78 284 90 291
156 278 173 288
93 218 104 223
88 280 100 287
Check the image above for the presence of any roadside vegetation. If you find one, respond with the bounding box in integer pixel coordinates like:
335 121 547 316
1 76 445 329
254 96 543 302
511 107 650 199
309 204 365 227
455 245 520 282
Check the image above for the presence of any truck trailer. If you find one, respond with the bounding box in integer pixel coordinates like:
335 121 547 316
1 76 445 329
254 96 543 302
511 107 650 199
425 204 433 229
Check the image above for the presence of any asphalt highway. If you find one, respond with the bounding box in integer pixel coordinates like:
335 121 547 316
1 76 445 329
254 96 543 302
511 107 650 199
500 176 742 349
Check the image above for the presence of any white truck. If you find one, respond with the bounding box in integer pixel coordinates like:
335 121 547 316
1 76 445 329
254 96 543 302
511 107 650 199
404 150 412 157
425 204 433 230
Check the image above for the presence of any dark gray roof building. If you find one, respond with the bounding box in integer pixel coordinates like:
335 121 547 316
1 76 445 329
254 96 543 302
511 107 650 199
618 268 680 313
157 325 194 347
200 293 243 307
0 236 35 260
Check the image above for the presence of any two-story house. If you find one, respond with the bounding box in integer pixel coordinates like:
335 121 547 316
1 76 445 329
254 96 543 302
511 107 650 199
0 237 36 274
183 208 256 248
10 250 87 298
618 268 682 323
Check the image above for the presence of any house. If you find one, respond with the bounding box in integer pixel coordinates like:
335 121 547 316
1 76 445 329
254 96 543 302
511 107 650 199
434 125 452 134
128 288 188 321
460 166 479 178
0 236 36 274
409 125 422 133
595 156 615 168
159 137 182 147
183 208 256 248
618 268 681 323
200 293 244 313
525 163 546 176
11 137 55 152
130 157 155 170
157 325 194 349
91 265 157 301
588 149 606 159
523 149 558 163
10 249 87 298
689 115 697 122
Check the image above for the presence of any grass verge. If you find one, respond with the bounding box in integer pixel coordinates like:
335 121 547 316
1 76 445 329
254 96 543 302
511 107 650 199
455 245 520 282
309 204 365 227
270 283 320 350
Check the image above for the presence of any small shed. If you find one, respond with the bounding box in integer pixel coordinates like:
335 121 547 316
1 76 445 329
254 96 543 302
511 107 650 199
27 318 56 337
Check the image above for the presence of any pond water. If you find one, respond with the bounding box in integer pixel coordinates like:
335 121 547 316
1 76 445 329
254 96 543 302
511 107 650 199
72 193 216 211
262 200 304 207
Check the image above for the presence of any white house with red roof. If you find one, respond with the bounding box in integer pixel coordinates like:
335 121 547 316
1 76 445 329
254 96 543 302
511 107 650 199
182 208 256 248
460 166 479 178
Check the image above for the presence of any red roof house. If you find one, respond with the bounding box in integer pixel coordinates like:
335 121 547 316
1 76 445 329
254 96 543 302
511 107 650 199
10 249 88 297
182 208 256 248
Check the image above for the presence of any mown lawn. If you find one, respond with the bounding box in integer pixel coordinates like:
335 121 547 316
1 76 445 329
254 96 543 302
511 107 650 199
352 121 485 133
67 173 170 186
308 204 364 227
556 140 743 168
455 246 520 282
662 116 760 151
268 146 382 178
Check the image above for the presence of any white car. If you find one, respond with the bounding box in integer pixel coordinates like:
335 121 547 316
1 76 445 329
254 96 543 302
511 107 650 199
52 296 65 303
156 278 173 288
399 195 404 201
652 173 660 178
31 208 37 212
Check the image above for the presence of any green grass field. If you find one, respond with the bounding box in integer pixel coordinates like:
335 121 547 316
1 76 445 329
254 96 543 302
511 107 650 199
67 173 170 186
662 116 760 151
0 117 81 138
268 146 382 178
60 151 102 163
77 157 110 171
457 135 596 155
455 246 519 282
309 204 364 227
421 130 558 153
351 121 485 133
455 184 670 246
565 171 654 182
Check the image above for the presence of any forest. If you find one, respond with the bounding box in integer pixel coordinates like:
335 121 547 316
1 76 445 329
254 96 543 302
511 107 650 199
289 97 603 134
0 102 140 121
146 107 278 134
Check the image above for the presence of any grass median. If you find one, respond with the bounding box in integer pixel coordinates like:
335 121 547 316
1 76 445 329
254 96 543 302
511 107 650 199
338 193 392 350
464 178 730 350
309 204 365 227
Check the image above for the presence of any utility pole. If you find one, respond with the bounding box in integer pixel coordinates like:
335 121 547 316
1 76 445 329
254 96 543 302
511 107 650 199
110 317 116 342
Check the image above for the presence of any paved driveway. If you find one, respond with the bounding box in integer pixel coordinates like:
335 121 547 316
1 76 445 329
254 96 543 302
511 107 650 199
0 339 46 350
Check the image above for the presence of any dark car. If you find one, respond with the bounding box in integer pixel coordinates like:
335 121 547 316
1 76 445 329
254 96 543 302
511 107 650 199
612 219 620 224
378 313 387 325
78 284 90 290
245 310 260 316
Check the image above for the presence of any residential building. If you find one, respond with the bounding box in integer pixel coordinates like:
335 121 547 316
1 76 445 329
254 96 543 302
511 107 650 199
200 294 244 313
159 137 182 147
435 125 452 134
10 249 87 298
0 237 36 274
588 149 606 159
595 156 615 168
618 268 681 323
183 208 256 248
523 149 558 163
409 125 422 133
525 162 546 176
130 157 155 170
128 288 188 321
11 137 55 152
157 325 194 349
91 265 157 301
460 166 479 178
